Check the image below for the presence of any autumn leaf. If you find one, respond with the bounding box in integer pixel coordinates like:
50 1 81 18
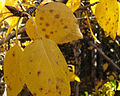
4 45 24 96
20 39 71 96
26 2 83 44
95 0 119 39
66 0 81 12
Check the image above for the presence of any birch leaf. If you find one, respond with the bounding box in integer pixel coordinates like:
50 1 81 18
4 45 24 96
33 2 83 44
20 39 71 96
117 2 120 36
66 0 81 12
95 0 119 39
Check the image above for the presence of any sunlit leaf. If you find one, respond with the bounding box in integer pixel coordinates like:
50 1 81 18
0 0 6 11
90 0 99 14
103 63 108 72
4 45 24 96
95 0 119 39
66 0 81 12
31 2 83 44
20 39 71 96
117 2 120 36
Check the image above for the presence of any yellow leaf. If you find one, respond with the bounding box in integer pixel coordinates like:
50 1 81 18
33 2 83 44
108 75 114 80
4 45 24 96
117 2 120 36
0 0 5 11
90 0 99 14
20 39 71 96
69 72 80 82
66 0 81 12
103 63 108 72
95 0 119 39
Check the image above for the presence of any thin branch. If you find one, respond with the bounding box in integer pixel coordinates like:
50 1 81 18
89 41 120 71
0 27 25 45
77 2 99 11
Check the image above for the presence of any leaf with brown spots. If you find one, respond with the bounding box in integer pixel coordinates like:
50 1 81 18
117 2 120 36
25 2 83 44
95 0 119 39
20 39 71 96
4 45 24 96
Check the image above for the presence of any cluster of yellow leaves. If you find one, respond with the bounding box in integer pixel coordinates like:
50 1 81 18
0 0 20 37
4 2 82 96
90 0 119 40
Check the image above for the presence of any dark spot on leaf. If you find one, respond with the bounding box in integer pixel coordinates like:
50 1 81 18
30 59 32 62
39 88 43 91
45 35 49 39
59 91 61 95
5 76 7 79
55 14 60 18
46 23 49 27
111 27 113 29
65 71 68 75
7 85 12 90
49 9 54 13
108 18 111 21
40 17 44 20
29 72 31 74
12 52 15 56
105 8 108 11
42 28 46 31
56 61 58 65
37 71 41 76
50 31 53 34
56 85 59 90
39 23 42 25
64 25 68 29
55 30 57 33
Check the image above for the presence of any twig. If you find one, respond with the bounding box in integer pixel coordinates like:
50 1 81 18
76 2 98 11
0 27 25 45
89 41 120 71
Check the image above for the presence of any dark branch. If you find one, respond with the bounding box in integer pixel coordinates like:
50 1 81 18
89 41 120 71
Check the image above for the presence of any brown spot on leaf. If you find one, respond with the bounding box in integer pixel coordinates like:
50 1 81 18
108 18 111 21
45 35 49 39
59 91 61 95
50 31 53 34
39 23 42 25
40 17 44 20
12 52 15 56
56 61 58 65
37 71 41 76
42 28 46 31
65 71 68 75
7 85 12 90
58 55 60 58
55 14 60 18
105 8 108 11
64 25 68 29
29 72 31 74
56 85 59 90
46 23 49 27
49 9 54 13
30 59 33 62
39 88 43 91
